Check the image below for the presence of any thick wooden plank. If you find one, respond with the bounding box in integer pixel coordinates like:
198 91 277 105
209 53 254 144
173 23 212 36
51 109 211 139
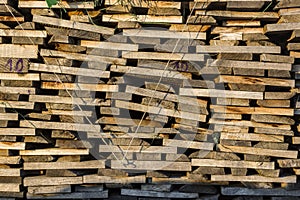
218 144 298 158
103 14 183 23
0 45 38 59
27 191 108 199
27 185 71 194
212 175 296 183
215 75 294 87
0 128 35 136
206 10 278 20
192 159 274 169
84 175 146 184
264 23 300 34
221 187 300 196
0 29 46 37
99 145 177 154
33 15 114 35
180 88 263 99
121 189 198 198
24 176 83 187
0 184 20 193
80 40 138 51
105 0 181 9
41 82 117 92
0 156 20 164
220 132 284 142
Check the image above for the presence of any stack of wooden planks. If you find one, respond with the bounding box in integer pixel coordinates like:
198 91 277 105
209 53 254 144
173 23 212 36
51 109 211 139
0 0 297 199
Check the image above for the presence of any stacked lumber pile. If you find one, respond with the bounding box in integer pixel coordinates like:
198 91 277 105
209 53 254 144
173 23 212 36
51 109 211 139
0 0 298 199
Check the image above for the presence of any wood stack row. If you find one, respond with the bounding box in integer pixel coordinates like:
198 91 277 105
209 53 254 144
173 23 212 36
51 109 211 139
0 0 297 199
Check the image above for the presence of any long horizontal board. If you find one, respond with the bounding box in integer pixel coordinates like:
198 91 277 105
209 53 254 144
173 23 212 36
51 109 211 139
80 40 138 51
221 187 300 196
0 156 20 164
0 101 34 109
84 175 146 184
123 29 206 40
179 88 263 99
24 160 105 170
0 86 35 94
0 128 35 136
105 0 181 9
103 14 183 24
0 183 20 192
163 139 213 150
264 23 300 34
24 176 83 187
0 44 38 59
20 148 89 156
0 142 25 150
192 159 274 169
0 113 18 121
121 189 198 198
33 15 114 35
19 1 94 9
220 132 284 142
197 46 280 54
20 120 101 132
0 73 39 81
30 63 110 78
207 59 292 71
218 144 298 158
99 145 177 154
110 65 191 80
111 160 191 171
0 29 46 37
122 52 204 61
210 105 294 116
206 11 278 20
40 49 126 65
215 75 295 87
41 82 118 92
211 175 296 183
115 100 207 121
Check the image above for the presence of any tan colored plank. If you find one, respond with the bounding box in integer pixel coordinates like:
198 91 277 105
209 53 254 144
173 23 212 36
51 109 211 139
20 148 89 156
19 1 94 9
211 175 296 183
192 159 274 169
24 160 105 170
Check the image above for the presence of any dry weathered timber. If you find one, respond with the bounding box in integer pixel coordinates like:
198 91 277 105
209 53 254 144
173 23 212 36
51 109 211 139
33 15 114 35
211 175 296 183
20 148 89 156
218 145 298 158
192 159 274 169
220 132 284 142
41 83 117 92
19 1 94 9
197 46 280 54
103 14 183 23
83 175 146 184
24 160 105 170
122 52 205 61
121 189 199 199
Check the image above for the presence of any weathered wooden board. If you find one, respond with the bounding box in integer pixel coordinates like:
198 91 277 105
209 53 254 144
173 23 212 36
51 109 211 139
19 1 94 9
24 160 105 170
211 175 296 183
192 159 274 169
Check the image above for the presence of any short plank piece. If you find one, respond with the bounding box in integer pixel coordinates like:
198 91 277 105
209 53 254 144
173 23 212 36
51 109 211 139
24 176 83 187
24 160 105 170
211 175 296 183
27 191 108 199
83 175 146 184
121 189 199 199
33 15 114 35
0 45 38 59
264 23 300 34
0 183 20 192
192 159 274 169
278 159 300 168
111 160 191 171
218 144 298 158
27 185 71 194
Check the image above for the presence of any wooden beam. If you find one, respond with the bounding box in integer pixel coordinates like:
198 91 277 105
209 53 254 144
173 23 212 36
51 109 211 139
84 175 146 184
41 82 118 92
197 46 280 54
121 189 198 199
220 132 284 142
24 160 105 170
212 175 296 183
19 1 94 9
24 176 83 187
0 45 38 59
103 14 183 24
20 148 89 156
163 139 213 150
80 40 138 51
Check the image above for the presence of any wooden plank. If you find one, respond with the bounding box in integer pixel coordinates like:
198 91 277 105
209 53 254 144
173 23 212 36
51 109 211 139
24 160 105 170
192 159 274 169
215 75 294 87
220 132 284 142
0 29 46 37
207 59 292 71
210 105 294 116
33 15 114 35
121 189 198 199
123 29 206 40
197 46 280 54
211 175 296 183
179 88 263 99
163 139 213 150
105 0 181 9
24 176 83 187
99 145 177 154
27 185 71 194
80 40 138 51
84 175 146 184
0 128 35 136
221 187 300 196
0 73 39 81
115 100 207 122
103 14 183 23
111 160 191 171
0 184 20 192
19 1 94 9
278 159 300 168
40 49 126 65
27 191 108 199
206 11 278 20
218 144 298 158
0 156 20 164
0 142 25 150
0 45 38 59
122 52 205 62
264 23 300 34
41 82 117 92
20 148 89 156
